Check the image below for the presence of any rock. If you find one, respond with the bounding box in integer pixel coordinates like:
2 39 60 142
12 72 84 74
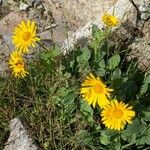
4 118 40 150
0 1 11 19
42 0 118 47
45 0 117 27
19 3 29 10
128 37 150 71
139 0 150 20
7 0 19 11
143 20 150 38
128 19 150 71
0 11 27 36
61 0 133 52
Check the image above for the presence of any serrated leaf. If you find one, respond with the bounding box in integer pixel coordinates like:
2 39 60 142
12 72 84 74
107 54 120 70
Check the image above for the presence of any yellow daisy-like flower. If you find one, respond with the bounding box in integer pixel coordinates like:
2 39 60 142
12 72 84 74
80 73 113 108
102 13 119 27
9 50 29 78
101 100 135 131
12 20 40 54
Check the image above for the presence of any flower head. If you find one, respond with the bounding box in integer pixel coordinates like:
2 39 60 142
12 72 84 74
12 20 40 54
102 13 119 27
101 100 135 131
80 73 113 108
9 50 29 78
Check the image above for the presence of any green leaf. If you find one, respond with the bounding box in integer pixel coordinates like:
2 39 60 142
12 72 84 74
107 54 120 70
111 68 121 80
40 47 61 60
140 83 148 95
90 39 99 52
57 87 68 97
77 47 91 64
92 24 103 41
62 91 77 115
80 99 94 122
91 24 106 51
98 58 105 68
121 119 147 144
121 80 137 99
95 58 106 76
96 68 106 77
144 73 150 84
76 129 93 145
126 119 146 135
70 60 75 68
141 107 150 122
139 72 150 95
136 128 150 145
100 131 110 145
121 131 136 143
49 47 62 58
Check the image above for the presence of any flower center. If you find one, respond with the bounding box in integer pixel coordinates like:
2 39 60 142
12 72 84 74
94 84 103 93
113 108 123 119
22 31 31 41
15 61 24 69
106 17 112 24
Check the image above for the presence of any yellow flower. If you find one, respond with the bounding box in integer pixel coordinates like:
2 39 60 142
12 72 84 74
101 100 135 131
9 50 29 78
12 20 40 54
102 13 119 27
80 73 113 108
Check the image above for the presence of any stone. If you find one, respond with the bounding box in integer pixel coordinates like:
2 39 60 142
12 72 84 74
19 3 29 10
4 118 40 150
61 0 133 52
42 0 118 47
0 11 27 36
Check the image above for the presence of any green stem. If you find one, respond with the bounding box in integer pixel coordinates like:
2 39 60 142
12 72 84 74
122 142 135 149
37 41 49 51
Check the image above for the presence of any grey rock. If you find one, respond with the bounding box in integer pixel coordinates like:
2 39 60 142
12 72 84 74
4 118 40 150
128 37 150 71
139 0 150 20
26 0 42 7
19 2 29 10
61 0 133 53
